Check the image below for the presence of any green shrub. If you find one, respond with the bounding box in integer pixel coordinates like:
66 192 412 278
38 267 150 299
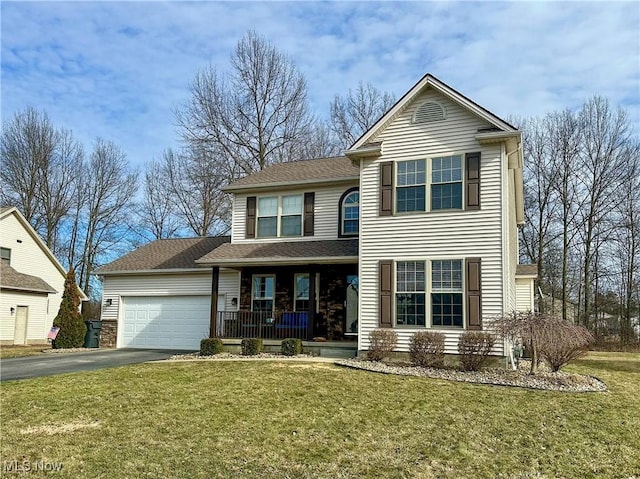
409 331 445 368
200 338 224 356
241 338 263 356
458 332 495 371
52 268 86 349
281 338 303 356
366 329 398 361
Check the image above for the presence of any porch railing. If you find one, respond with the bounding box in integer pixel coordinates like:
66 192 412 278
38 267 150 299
217 311 310 340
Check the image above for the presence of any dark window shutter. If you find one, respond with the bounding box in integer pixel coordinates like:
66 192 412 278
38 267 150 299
246 196 256 239
304 192 315 236
380 162 394 216
465 152 481 210
466 257 482 330
379 260 393 328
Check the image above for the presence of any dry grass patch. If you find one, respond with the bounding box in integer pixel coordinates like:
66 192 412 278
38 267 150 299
0 345 49 359
1 353 638 478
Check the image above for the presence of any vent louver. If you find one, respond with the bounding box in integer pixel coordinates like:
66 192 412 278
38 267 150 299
413 101 446 123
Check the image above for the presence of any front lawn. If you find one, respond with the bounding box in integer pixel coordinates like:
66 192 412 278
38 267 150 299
1 352 638 478
0 345 50 359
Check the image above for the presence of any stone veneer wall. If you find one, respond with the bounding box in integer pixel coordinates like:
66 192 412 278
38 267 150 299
100 319 117 348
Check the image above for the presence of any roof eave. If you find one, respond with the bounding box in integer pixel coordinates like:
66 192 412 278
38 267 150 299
94 267 211 276
222 176 359 193
196 256 358 267
344 143 382 161
0 285 57 294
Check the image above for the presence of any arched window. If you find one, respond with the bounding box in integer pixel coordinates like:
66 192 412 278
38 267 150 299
339 188 359 237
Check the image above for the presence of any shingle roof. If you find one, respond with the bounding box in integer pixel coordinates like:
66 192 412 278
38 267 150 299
224 157 359 191
516 264 538 277
0 264 57 294
197 239 358 265
94 236 230 274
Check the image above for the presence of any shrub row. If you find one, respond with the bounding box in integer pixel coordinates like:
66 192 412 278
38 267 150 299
367 329 495 371
199 338 304 356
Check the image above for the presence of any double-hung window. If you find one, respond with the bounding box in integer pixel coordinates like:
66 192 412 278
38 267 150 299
256 195 303 238
431 260 464 327
394 155 464 213
281 195 302 236
396 160 426 213
257 197 278 237
431 156 463 210
395 261 426 326
252 275 274 313
294 273 310 312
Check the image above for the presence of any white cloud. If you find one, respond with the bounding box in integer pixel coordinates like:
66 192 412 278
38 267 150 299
1 1 638 167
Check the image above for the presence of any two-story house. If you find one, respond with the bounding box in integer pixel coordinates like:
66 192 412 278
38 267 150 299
97 73 535 355
0 207 88 345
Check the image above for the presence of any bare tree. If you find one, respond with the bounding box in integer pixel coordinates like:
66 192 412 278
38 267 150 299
160 147 230 237
330 81 396 149
175 30 313 176
136 160 181 241
0 107 83 255
76 139 138 296
576 96 634 329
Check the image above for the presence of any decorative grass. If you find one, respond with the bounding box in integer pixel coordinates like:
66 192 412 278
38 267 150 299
1 352 638 478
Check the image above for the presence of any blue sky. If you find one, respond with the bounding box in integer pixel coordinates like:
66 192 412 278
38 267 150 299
2 1 639 168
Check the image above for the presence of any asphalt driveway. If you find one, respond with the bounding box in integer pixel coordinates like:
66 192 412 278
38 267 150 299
0 349 186 381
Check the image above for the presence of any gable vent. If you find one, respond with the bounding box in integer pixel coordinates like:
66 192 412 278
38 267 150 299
413 101 446 124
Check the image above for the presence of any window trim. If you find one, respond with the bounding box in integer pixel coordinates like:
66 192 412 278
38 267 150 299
338 187 360 238
392 258 466 329
393 154 465 215
255 194 304 238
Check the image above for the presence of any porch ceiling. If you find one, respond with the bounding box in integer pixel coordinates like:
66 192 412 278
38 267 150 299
196 239 358 267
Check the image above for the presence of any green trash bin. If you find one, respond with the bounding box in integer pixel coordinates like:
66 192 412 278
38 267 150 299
83 320 102 348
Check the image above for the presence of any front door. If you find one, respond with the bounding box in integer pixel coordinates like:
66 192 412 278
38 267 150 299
14 306 28 344
345 275 358 335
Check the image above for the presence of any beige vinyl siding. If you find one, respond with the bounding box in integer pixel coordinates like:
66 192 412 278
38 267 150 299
0 212 66 328
515 278 535 312
100 269 240 321
358 88 506 355
0 291 49 344
231 183 358 243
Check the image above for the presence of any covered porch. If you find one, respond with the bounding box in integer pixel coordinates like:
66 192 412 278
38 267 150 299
198 240 359 342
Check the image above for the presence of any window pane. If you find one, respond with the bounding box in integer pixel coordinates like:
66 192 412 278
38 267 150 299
343 219 358 234
282 195 302 215
295 274 310 300
253 276 274 300
431 293 463 327
396 293 426 326
257 217 277 237
258 197 278 216
252 299 273 313
397 186 425 212
344 192 359 205
431 182 462 210
432 260 463 290
397 160 425 186
281 215 302 236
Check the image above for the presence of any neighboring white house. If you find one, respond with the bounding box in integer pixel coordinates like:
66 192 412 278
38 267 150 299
98 73 536 354
0 207 87 345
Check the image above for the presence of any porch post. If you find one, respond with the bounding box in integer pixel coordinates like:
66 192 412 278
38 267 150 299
210 266 220 338
308 267 317 340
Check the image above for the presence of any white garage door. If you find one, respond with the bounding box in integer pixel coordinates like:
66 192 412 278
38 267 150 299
121 296 210 350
